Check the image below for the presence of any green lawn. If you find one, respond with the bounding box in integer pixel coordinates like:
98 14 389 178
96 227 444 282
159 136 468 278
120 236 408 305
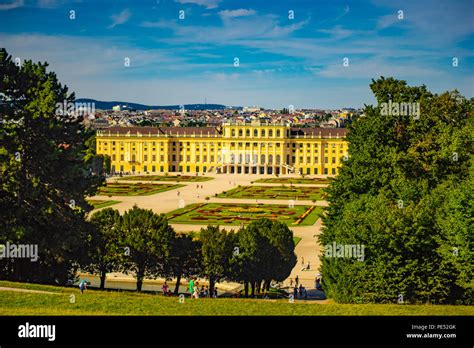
0 281 471 316
98 182 184 196
87 199 121 209
216 185 323 201
121 175 213 182
166 203 323 226
293 236 302 246
254 178 331 185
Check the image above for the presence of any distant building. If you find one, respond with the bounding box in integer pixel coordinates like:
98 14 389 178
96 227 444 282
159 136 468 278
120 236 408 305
243 106 262 112
96 121 348 176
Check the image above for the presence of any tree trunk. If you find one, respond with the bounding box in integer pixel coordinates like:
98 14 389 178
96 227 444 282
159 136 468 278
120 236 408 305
136 269 144 292
244 281 249 297
99 271 106 290
251 282 255 297
209 276 215 296
174 274 182 295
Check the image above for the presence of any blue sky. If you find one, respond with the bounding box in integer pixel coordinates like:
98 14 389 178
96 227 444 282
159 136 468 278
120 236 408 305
0 0 473 108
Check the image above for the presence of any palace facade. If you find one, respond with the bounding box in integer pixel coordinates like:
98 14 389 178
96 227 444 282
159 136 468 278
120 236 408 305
96 122 348 175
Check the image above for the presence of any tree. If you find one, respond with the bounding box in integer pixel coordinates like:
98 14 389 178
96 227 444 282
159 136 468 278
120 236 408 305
199 226 235 296
233 222 266 297
234 219 296 297
169 233 202 295
320 77 473 304
260 220 297 291
84 133 111 175
120 206 175 291
83 208 122 290
0 48 104 284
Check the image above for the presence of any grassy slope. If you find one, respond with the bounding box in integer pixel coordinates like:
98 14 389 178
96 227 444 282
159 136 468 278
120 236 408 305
0 281 472 316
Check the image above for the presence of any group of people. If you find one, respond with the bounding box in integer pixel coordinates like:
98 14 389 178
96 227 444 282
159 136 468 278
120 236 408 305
300 257 311 271
293 284 308 299
161 281 173 296
161 279 219 299
188 277 218 299
287 273 323 299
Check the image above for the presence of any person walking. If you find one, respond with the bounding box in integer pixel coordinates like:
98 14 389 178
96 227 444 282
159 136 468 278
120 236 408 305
295 275 299 286
293 285 298 299
301 257 304 266
299 284 304 299
189 278 194 296
193 285 199 299
162 281 169 296
79 279 88 294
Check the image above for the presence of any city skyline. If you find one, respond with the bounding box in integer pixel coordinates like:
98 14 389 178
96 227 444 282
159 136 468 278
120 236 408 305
0 0 473 108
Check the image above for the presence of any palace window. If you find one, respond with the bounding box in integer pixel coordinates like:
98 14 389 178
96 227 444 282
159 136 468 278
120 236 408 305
246 129 250 136
254 129 258 137
239 129 243 136
269 130 273 137
276 130 280 137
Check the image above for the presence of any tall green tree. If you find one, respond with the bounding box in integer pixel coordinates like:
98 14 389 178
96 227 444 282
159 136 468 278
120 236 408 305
120 206 175 291
0 48 104 284
320 77 473 304
234 219 296 296
83 208 123 290
169 233 202 295
199 225 235 296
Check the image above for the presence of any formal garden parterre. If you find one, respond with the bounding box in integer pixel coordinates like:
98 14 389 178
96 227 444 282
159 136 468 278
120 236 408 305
253 178 331 185
98 182 185 196
166 203 323 226
120 175 214 182
216 185 324 201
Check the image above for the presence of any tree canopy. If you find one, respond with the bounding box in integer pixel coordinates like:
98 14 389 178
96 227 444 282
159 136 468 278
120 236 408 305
320 77 473 304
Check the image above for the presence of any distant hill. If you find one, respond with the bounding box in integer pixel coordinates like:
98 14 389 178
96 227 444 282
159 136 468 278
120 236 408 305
76 98 238 111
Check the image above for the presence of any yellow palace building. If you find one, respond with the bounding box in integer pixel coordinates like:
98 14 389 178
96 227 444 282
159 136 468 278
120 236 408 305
96 122 348 176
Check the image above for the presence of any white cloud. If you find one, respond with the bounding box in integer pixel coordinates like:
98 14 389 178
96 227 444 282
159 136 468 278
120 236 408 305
218 9 256 20
334 5 350 21
175 0 221 9
108 9 131 29
318 26 353 39
0 0 24 10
